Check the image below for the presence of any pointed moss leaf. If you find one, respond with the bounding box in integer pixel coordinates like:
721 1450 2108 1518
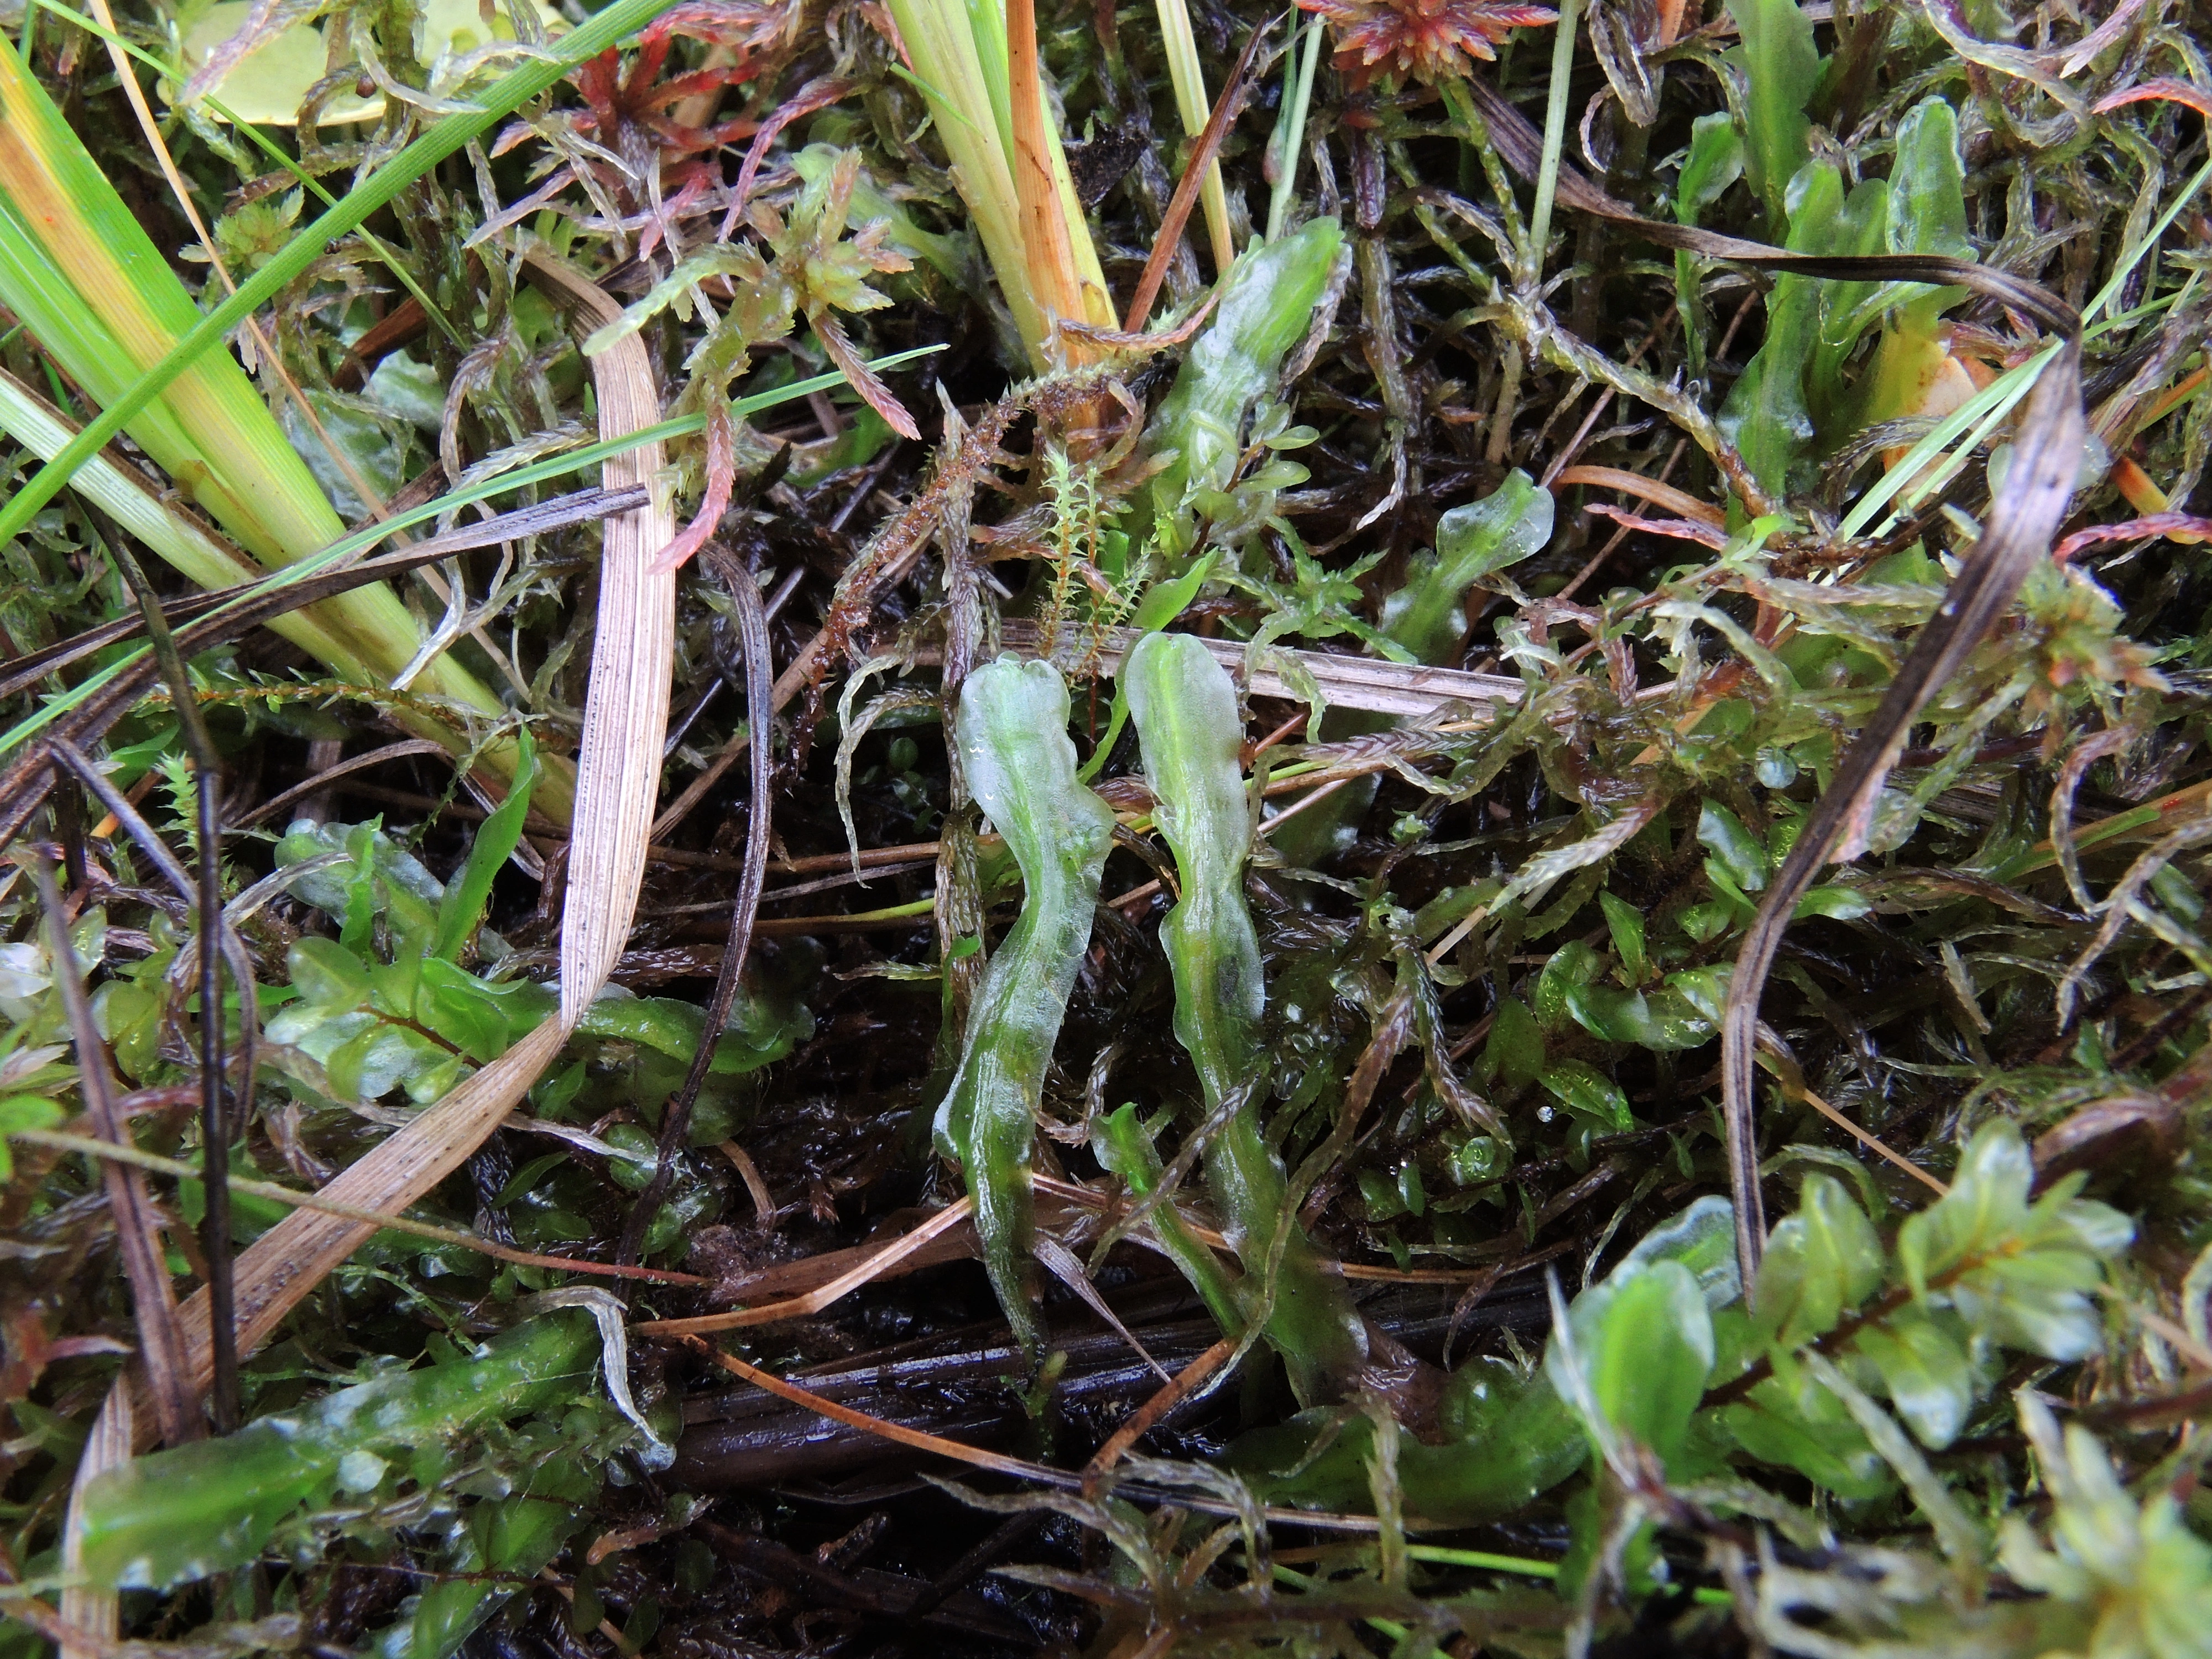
1755 1173 1884 1351
1534 939 1604 1033
1697 800 1772 891
1552 1259 1714 1470
1678 898 1737 944
1794 885 1872 921
1417 880 1500 941
341 822 380 957
1665 966 1734 1024
1563 982 1660 1047
1896 1121 2132 1361
1598 890 1647 983
1480 996 1546 1090
434 732 538 962
1564 981 1718 1051
1378 471 1554 665
1539 1060 1632 1133
1856 1307 1975 1449
1447 1134 1507 1186
601 1123 660 1191
278 820 441 935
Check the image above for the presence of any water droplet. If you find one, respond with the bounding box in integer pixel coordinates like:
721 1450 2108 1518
1755 747 1798 789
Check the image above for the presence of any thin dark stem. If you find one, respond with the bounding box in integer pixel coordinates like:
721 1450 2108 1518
28 859 200 1443
53 777 88 894
100 525 239 1433
617 541 775 1265
193 759 236 1432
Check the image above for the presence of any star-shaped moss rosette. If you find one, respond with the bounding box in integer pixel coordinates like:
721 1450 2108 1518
1298 0 1557 88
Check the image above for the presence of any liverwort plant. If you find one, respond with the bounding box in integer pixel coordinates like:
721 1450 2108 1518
934 657 1117 1360
1139 216 1345 562
1125 630 1368 1401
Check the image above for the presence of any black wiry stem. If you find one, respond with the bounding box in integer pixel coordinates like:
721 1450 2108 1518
617 541 775 1265
103 528 240 1433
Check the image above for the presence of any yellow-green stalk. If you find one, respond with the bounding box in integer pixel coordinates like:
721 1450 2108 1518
0 370 366 680
1152 0 1235 274
883 0 1112 369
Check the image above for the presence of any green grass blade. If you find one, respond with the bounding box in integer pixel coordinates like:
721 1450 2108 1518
0 347 942 757
24 0 462 346
1834 343 2054 540
0 0 681 552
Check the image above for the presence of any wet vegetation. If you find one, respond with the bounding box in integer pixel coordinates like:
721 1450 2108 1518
3 0 2212 1651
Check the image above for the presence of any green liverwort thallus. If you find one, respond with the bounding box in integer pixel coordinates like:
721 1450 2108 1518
934 656 1116 1361
1125 632 1366 1401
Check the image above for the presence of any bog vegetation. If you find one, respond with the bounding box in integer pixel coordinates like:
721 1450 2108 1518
1 0 2210 1651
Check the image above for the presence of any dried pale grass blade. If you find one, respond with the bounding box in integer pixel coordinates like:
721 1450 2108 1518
524 250 676 1022
127 254 678 1447
993 620 1527 717
59 1380 132 1659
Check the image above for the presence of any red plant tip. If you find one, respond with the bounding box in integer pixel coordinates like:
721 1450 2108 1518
1297 0 1556 88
